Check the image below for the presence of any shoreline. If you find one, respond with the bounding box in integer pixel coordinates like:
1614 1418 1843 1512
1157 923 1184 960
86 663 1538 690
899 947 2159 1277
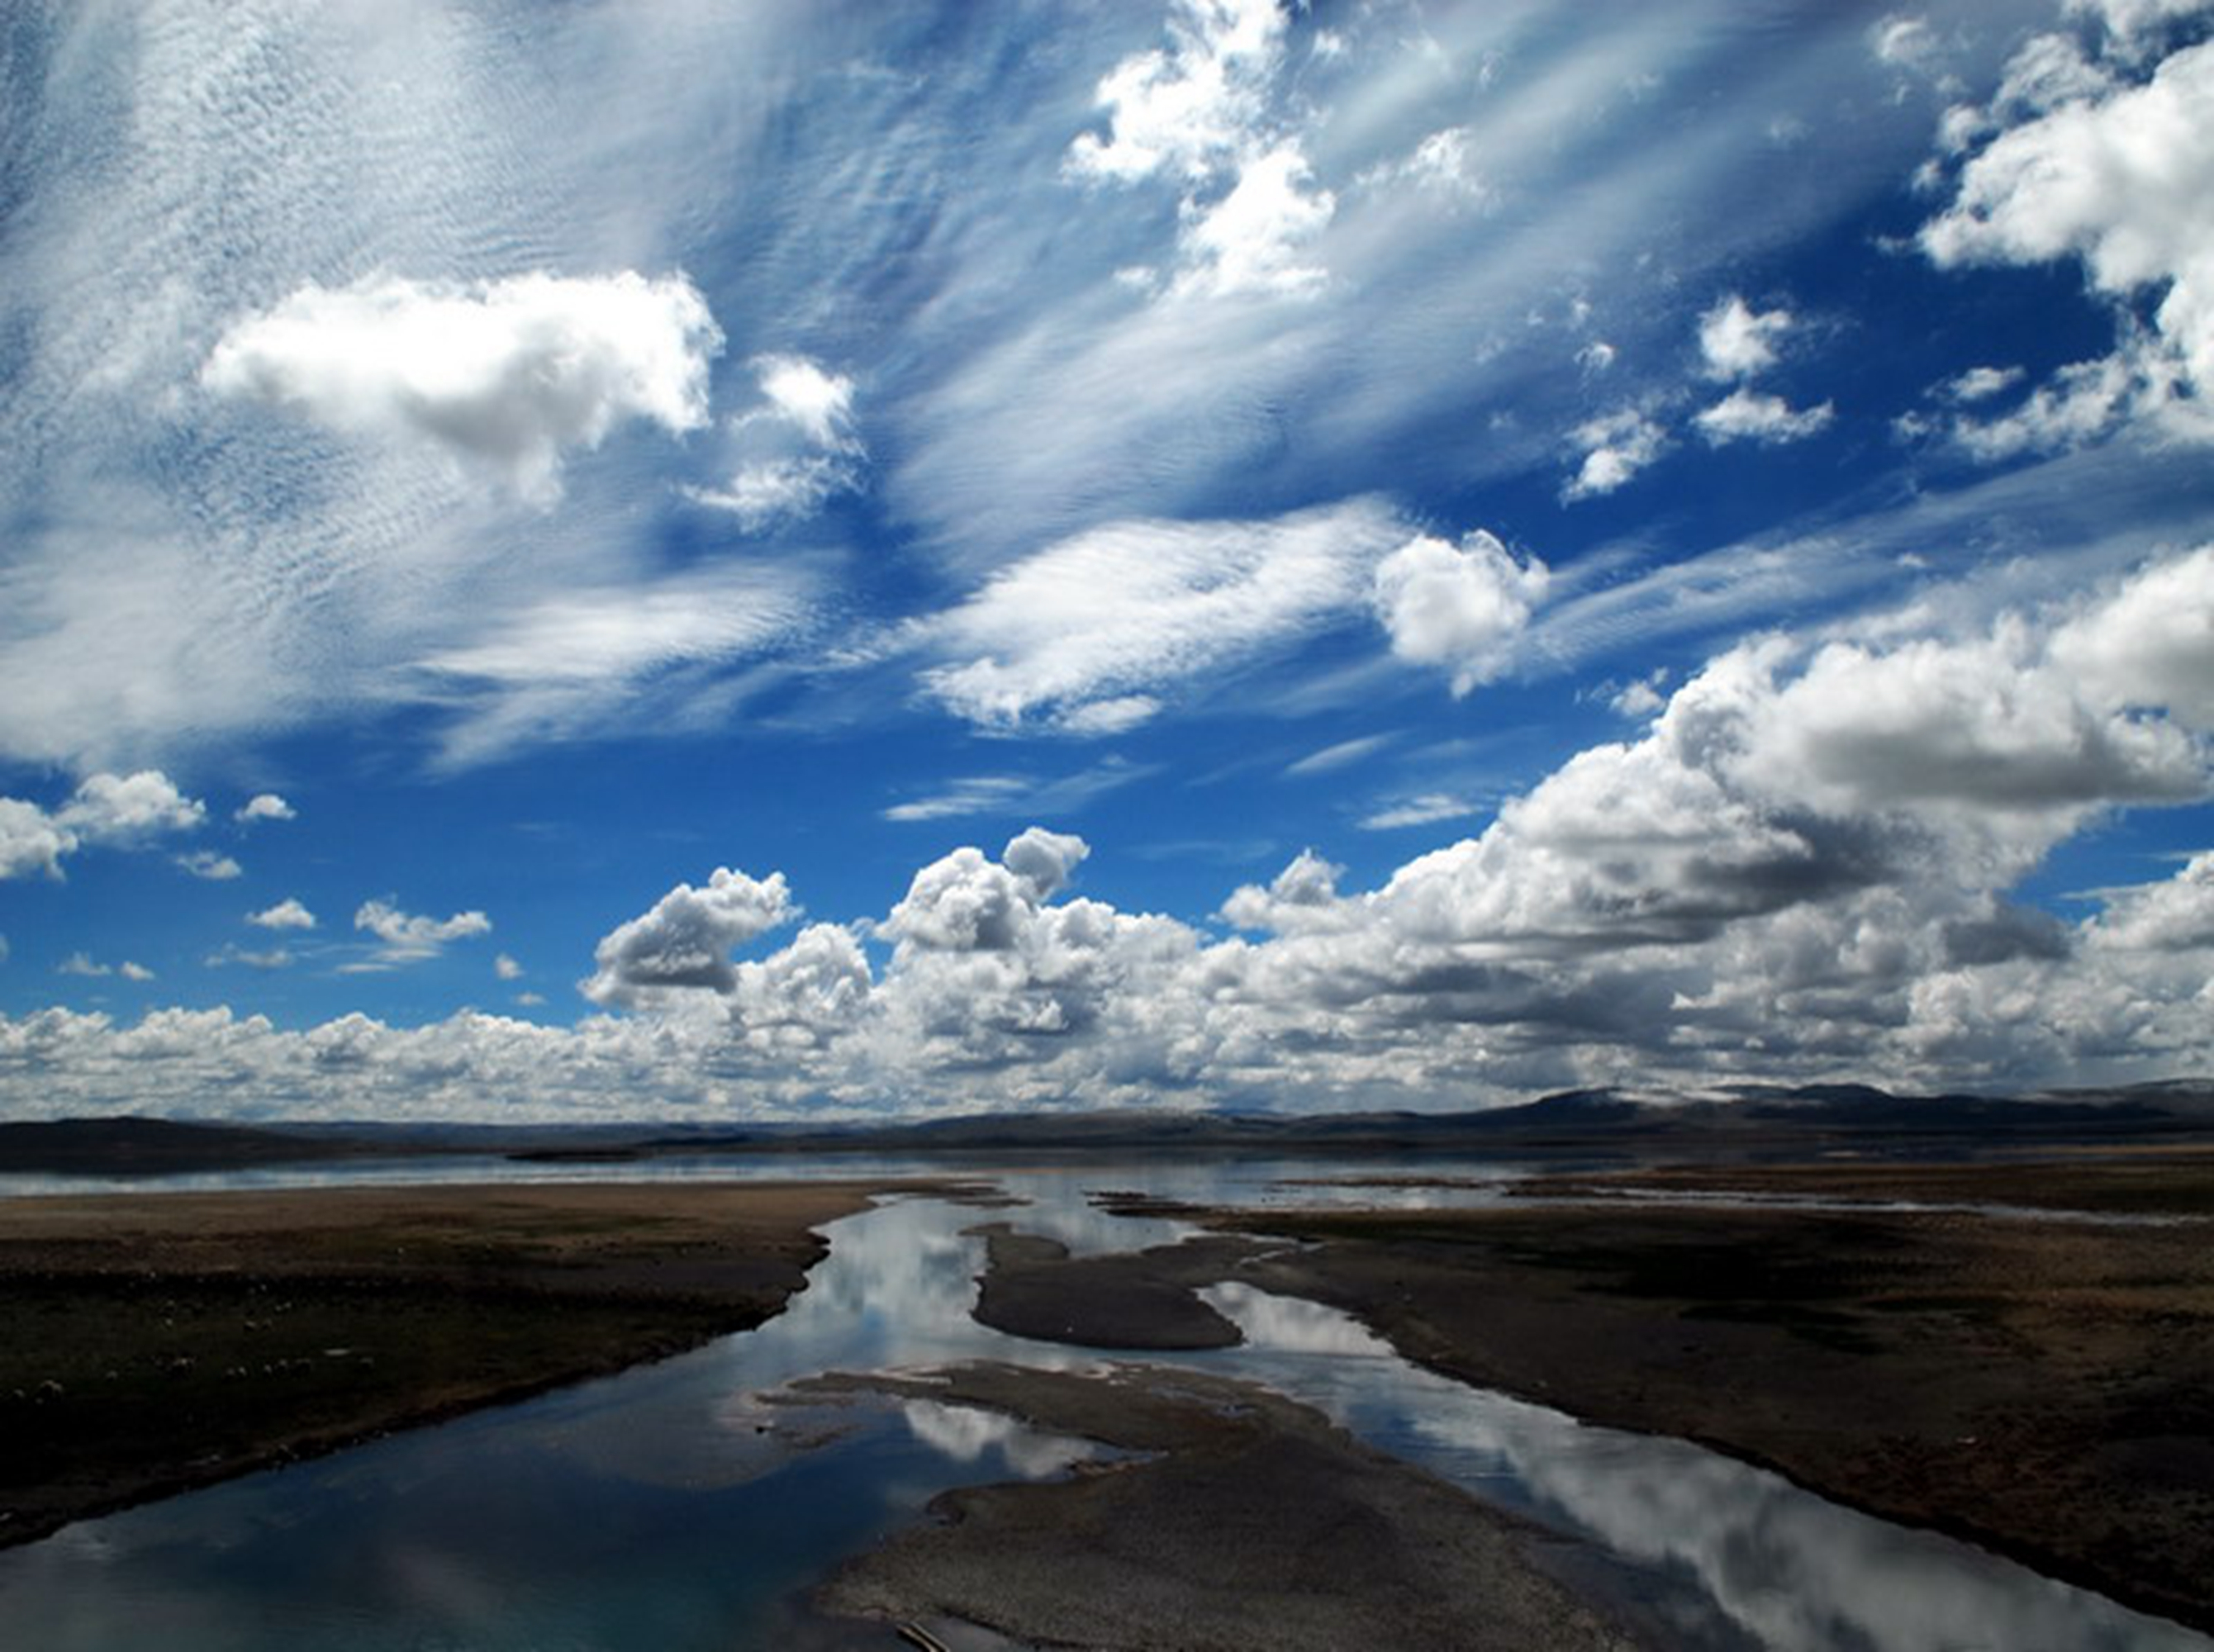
1199 1155 2214 1635
0 1179 940 1546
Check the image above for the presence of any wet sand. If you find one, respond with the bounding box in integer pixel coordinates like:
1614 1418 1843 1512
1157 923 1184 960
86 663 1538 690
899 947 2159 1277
808 1360 1640 1651
1203 1155 2214 1635
0 1180 930 1545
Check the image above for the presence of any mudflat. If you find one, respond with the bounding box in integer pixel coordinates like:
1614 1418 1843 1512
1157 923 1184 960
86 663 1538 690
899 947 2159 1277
0 1180 919 1545
808 1360 1640 1652
1204 1153 2214 1635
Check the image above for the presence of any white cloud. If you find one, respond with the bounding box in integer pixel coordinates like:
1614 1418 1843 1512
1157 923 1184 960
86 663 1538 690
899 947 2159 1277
1564 410 1667 500
1285 735 1394 777
248 899 318 932
0 801 77 882
881 760 1152 823
176 851 244 881
202 271 720 502
1694 387 1836 445
688 354 865 529
1372 530 1550 695
12 547 2214 1122
59 771 207 842
414 564 815 767
1939 364 2026 402
582 868 796 1008
918 499 1409 732
1175 143 1336 298
0 771 207 881
354 900 493 965
235 794 297 824
1359 794 1484 832
1067 0 1333 300
2050 543 2214 726
496 952 525 980
1698 294 1797 381
1872 16 1942 72
207 946 296 971
1065 0 1286 186
1922 34 2214 442
58 952 150 983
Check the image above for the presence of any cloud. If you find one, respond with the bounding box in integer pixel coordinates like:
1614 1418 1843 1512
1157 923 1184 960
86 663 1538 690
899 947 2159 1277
202 271 721 501
12 544 2214 1123
882 760 1153 823
59 771 207 842
176 851 244 881
687 354 865 529
496 953 525 980
1564 410 1667 500
1698 294 1798 381
354 900 493 965
1175 143 1337 298
582 868 796 1008
412 563 815 766
1359 794 1483 832
248 899 318 932
235 794 297 824
1939 364 2026 402
1921 31 2214 444
206 946 296 971
1067 0 1333 299
1066 0 1286 186
0 771 207 880
1694 387 1836 445
1372 530 1550 695
1285 735 1394 777
58 953 110 978
917 499 1409 732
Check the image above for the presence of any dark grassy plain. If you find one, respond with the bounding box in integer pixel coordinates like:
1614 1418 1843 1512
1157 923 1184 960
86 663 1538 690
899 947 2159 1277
1204 1149 2214 1634
0 1180 922 1545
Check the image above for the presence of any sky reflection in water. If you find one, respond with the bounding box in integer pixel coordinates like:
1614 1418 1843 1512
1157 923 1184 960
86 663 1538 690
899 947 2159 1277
0 1159 2203 1651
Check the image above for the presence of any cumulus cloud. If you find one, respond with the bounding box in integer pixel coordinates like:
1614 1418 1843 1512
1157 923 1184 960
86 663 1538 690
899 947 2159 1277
582 868 796 1007
1698 294 1798 381
1372 530 1550 695
11 547 2214 1125
1564 410 1667 500
1066 0 1285 185
202 271 721 501
176 851 244 881
248 899 317 931
918 499 1408 732
1067 0 1333 298
1694 387 1836 446
354 900 493 966
496 953 525 980
1922 31 2214 446
687 354 865 529
0 771 207 880
235 794 296 824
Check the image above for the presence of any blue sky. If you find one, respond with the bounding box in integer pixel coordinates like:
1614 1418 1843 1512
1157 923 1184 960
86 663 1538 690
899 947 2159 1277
4 0 2214 1120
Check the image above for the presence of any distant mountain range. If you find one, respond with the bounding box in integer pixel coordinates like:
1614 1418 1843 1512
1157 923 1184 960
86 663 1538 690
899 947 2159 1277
5 1080 2212 1175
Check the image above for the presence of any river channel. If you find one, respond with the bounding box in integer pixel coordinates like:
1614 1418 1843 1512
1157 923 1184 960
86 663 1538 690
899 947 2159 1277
1 1156 2204 1650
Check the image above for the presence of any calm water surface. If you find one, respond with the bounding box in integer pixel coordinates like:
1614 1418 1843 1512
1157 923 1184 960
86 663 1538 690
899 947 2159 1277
1 1157 2203 1651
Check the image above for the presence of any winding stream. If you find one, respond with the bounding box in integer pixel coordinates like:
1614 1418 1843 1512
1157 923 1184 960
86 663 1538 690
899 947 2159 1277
1 1159 2203 1650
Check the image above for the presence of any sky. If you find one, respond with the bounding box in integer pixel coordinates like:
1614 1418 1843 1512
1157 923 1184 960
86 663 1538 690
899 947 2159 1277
3 0 2214 1123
